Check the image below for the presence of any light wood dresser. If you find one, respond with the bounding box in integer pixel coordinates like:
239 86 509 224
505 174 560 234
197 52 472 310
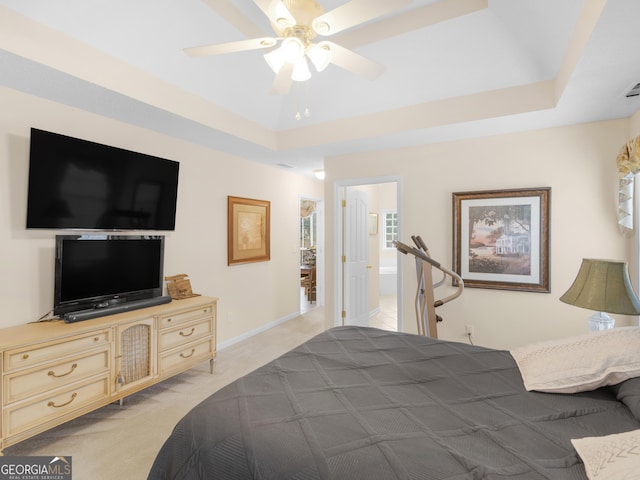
0 296 217 453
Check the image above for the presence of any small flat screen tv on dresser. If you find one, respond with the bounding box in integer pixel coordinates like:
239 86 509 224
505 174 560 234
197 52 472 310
54 235 171 323
26 128 179 230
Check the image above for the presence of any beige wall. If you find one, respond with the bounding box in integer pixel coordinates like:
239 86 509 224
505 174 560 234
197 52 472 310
378 182 398 270
0 86 323 345
324 119 635 349
631 110 640 137
3 82 637 351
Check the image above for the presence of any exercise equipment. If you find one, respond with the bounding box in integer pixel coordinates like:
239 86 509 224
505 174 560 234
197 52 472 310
394 235 464 337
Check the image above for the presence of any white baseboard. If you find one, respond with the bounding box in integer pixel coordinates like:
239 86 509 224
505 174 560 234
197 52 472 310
217 312 300 351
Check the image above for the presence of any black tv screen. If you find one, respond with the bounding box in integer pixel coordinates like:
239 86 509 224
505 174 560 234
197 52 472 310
54 234 165 316
27 128 179 230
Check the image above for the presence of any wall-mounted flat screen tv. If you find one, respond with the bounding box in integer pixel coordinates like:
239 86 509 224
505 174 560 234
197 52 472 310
26 128 179 230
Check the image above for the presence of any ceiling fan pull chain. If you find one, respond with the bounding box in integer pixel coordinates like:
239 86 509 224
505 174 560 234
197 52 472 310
295 82 300 120
295 81 311 120
295 81 305 120
304 81 311 118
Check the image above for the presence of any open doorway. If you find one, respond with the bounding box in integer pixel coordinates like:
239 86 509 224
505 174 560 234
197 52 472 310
375 203 399 331
334 177 401 331
300 197 323 313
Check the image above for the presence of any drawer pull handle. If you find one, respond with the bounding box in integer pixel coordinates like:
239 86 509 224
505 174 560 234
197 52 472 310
48 363 78 378
167 318 172 323
22 353 30 360
180 348 196 359
94 337 100 342
179 328 195 337
48 393 77 408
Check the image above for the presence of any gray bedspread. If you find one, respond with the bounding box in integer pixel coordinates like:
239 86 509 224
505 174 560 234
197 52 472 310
148 326 640 479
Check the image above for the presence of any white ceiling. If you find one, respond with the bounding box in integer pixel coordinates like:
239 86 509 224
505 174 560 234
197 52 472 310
1 0 639 176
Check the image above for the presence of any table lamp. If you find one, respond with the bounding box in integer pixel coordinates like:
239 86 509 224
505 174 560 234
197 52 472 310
560 259 640 331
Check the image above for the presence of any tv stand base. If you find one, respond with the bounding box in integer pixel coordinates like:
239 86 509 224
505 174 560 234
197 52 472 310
63 296 172 323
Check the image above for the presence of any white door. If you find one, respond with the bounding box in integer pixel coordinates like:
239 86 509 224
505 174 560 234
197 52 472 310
343 187 369 326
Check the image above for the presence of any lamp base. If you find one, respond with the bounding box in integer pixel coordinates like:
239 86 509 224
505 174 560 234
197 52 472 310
588 311 615 331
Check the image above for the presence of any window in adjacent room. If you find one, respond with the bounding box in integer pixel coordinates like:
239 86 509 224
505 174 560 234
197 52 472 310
382 210 398 249
300 200 317 265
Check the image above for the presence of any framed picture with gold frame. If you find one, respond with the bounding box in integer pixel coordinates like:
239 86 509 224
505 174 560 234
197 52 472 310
227 196 270 265
368 213 378 235
452 187 550 292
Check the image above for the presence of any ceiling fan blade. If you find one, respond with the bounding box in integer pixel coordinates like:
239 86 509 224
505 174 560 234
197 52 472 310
252 0 296 28
183 37 279 57
312 0 411 36
200 0 268 38
334 0 488 50
322 41 385 80
270 62 294 95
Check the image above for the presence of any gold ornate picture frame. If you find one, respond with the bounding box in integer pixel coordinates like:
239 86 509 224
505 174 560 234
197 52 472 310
452 187 550 292
227 196 270 265
368 213 378 235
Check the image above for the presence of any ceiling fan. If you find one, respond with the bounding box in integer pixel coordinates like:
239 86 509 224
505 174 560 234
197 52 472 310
184 0 411 95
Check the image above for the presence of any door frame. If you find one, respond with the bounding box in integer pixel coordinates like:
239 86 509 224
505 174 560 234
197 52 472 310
333 175 403 330
299 195 324 309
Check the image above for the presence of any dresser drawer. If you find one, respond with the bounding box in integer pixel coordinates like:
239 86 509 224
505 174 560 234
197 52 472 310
158 337 214 376
4 330 111 372
158 318 213 352
4 348 110 404
4 375 110 438
158 304 213 330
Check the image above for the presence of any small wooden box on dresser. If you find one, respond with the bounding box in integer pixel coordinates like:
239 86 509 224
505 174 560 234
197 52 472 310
0 296 217 454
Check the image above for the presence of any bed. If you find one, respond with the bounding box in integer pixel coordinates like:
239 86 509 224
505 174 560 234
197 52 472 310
148 326 640 479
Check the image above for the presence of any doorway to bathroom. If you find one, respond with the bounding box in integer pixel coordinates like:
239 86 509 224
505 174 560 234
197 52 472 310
335 177 401 331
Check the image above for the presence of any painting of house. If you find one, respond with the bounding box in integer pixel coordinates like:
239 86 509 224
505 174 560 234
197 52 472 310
495 233 530 256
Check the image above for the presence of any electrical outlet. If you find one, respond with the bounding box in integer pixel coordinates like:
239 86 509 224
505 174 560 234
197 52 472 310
465 324 475 336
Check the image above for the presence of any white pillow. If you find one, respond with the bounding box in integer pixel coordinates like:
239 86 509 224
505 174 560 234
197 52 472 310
572 429 640 480
510 327 640 393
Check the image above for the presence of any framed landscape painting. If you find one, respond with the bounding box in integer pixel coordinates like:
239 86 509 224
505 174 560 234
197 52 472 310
452 187 550 292
228 196 270 265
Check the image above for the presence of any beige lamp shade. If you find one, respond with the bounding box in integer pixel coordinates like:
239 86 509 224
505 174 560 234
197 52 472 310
560 259 640 315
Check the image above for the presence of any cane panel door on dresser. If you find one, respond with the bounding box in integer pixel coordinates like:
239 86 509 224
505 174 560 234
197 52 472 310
115 317 157 396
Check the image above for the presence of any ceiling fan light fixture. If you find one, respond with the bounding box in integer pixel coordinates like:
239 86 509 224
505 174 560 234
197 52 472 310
186 0 407 94
292 58 311 82
282 37 305 62
306 43 331 72
264 37 304 73
264 47 286 74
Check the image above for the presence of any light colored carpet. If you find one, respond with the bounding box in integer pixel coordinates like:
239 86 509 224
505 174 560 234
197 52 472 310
2 307 325 480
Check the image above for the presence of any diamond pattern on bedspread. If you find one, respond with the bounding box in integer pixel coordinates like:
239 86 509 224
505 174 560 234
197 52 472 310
148 326 640 480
